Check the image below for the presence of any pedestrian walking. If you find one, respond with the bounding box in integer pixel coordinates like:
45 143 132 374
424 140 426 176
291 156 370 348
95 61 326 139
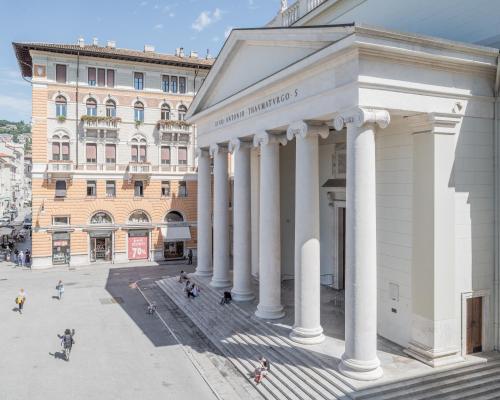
187 249 193 265
25 250 31 267
13 248 19 265
56 280 64 300
16 288 26 314
18 250 24 267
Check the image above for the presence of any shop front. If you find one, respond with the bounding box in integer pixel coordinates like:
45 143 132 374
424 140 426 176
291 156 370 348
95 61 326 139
161 224 191 260
52 231 70 265
87 211 115 263
89 231 113 262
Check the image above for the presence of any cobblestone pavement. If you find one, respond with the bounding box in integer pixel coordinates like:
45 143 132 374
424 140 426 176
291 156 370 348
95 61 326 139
0 262 231 400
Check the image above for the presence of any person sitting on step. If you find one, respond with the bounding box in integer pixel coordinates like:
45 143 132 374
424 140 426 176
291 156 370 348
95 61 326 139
178 270 188 283
220 291 232 305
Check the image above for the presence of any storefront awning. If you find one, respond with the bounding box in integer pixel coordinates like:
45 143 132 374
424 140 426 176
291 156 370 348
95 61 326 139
161 226 191 241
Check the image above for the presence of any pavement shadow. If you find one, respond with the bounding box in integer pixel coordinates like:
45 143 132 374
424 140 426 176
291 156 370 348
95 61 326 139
104 264 196 348
49 351 66 361
11 307 19 313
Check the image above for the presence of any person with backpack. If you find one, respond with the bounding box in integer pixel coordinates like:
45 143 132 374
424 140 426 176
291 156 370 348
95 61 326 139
61 329 75 361
56 280 64 300
16 288 26 314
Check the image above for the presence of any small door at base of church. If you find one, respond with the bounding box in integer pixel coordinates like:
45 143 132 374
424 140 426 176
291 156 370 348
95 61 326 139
466 297 482 354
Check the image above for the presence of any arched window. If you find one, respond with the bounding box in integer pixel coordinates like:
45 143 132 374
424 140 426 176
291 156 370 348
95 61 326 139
165 211 184 223
131 137 147 162
55 95 67 118
161 104 170 120
105 99 116 117
90 211 113 224
178 105 187 121
86 98 97 116
129 211 150 223
134 101 144 122
51 134 70 161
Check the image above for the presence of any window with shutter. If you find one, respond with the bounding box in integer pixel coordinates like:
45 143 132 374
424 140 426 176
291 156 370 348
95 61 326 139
162 75 169 92
97 68 106 86
161 146 171 164
178 147 187 165
179 77 186 94
56 64 67 83
134 72 144 90
171 76 178 93
86 143 97 163
52 143 60 161
105 144 116 164
88 67 96 86
139 146 147 162
62 142 70 160
107 69 115 88
131 146 138 162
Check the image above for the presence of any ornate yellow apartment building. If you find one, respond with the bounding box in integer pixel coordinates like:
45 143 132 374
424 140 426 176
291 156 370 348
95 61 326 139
14 39 213 268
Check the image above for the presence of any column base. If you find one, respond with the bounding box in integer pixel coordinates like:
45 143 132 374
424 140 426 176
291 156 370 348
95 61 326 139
404 341 463 367
289 326 325 345
255 304 285 320
231 289 255 302
194 268 213 277
210 278 232 288
339 354 383 381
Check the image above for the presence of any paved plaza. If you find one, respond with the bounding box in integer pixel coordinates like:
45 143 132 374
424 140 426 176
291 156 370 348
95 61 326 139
0 262 226 400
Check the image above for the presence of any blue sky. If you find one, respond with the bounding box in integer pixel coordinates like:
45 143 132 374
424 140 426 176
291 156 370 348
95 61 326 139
0 0 281 122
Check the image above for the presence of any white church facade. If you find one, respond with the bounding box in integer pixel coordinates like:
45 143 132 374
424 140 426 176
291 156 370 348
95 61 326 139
187 1 500 381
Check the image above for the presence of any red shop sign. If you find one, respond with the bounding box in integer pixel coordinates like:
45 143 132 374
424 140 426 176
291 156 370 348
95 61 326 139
128 235 148 260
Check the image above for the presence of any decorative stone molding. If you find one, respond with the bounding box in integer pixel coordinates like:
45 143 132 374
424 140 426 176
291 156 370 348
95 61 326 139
286 120 330 141
333 108 391 131
209 143 228 157
408 112 462 136
253 131 287 148
228 138 252 154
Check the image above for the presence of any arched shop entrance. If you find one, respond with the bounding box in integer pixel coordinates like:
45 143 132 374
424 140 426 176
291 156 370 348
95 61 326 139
88 211 114 263
162 211 191 260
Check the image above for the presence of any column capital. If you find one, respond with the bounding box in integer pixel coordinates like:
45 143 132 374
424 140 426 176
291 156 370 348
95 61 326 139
195 147 210 158
333 108 390 131
253 131 287 148
286 121 329 141
209 143 229 157
228 138 252 154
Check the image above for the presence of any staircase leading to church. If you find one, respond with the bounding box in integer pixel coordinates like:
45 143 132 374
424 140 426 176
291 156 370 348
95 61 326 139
350 356 500 400
157 276 354 400
157 275 500 400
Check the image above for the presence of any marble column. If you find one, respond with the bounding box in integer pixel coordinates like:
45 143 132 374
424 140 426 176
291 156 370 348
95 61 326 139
286 121 329 344
209 143 231 288
253 131 286 319
229 138 254 301
333 108 390 381
195 148 213 276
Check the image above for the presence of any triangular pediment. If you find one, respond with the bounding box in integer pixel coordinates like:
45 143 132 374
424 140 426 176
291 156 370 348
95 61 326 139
188 25 354 118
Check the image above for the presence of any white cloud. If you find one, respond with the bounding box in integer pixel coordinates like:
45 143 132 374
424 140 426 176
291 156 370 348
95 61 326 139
140 1 148 6
154 23 164 30
191 8 222 32
224 26 234 39
212 36 220 42
248 0 258 9
169 12 175 17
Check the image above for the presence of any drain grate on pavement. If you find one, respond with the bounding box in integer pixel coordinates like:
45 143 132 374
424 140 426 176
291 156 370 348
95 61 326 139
99 296 124 305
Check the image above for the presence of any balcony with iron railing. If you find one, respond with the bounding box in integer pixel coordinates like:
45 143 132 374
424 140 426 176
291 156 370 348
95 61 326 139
157 120 193 133
81 116 121 131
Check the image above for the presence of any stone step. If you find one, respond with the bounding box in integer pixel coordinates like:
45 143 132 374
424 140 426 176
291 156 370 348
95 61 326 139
419 374 500 400
158 277 351 399
180 276 352 396
352 358 500 400
183 276 352 396
184 280 345 399
157 279 298 400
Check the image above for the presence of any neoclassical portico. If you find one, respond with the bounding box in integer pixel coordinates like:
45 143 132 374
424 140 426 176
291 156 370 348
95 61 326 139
188 24 497 381
194 107 390 380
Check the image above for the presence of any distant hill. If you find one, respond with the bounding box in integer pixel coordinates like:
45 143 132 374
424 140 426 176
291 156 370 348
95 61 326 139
0 120 31 143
